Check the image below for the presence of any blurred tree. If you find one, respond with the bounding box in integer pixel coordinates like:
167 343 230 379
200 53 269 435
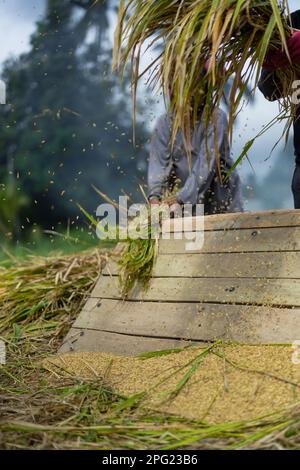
0 179 29 240
0 0 148 239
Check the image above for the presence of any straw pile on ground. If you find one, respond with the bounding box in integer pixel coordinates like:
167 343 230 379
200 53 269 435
0 249 106 341
46 344 300 424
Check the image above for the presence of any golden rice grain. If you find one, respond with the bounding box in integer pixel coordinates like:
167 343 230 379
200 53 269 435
45 344 300 424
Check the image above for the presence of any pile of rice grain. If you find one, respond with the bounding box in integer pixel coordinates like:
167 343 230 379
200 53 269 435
45 344 300 423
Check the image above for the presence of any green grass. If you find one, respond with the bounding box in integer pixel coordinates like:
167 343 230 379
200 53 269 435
0 228 115 267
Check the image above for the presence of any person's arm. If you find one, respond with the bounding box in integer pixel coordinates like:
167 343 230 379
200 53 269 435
176 110 227 206
147 114 173 202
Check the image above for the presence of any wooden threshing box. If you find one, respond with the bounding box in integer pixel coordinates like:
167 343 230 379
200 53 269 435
60 209 300 355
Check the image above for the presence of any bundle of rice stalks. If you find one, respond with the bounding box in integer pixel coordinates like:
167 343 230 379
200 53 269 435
89 209 158 298
80 186 159 298
114 0 296 165
118 233 157 298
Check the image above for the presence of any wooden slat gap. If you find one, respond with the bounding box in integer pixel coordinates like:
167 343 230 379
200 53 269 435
71 326 211 344
89 296 295 309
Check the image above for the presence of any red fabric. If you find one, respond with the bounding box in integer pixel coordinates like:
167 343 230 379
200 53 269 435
263 31 300 72
204 58 211 72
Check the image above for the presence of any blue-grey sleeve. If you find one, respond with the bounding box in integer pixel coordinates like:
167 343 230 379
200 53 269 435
147 114 173 200
176 110 227 205
258 68 284 101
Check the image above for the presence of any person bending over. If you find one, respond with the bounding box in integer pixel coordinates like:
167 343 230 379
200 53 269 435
147 106 243 215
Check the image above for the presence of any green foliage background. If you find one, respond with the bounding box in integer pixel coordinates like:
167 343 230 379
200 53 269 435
0 0 149 242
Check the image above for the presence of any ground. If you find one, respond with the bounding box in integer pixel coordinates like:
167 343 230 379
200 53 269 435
1 247 300 450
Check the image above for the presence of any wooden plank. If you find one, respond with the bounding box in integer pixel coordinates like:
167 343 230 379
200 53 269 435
164 209 300 233
59 327 196 355
158 227 300 254
93 275 300 307
74 298 300 344
104 252 300 279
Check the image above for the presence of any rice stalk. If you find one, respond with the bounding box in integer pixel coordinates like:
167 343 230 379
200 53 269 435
113 0 295 166
118 233 157 298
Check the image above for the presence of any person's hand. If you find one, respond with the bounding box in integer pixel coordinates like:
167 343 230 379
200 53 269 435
165 197 178 206
149 196 181 207
149 198 161 206
263 31 300 72
166 198 183 219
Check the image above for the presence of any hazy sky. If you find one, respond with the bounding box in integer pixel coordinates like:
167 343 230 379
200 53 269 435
0 0 45 64
0 0 299 210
